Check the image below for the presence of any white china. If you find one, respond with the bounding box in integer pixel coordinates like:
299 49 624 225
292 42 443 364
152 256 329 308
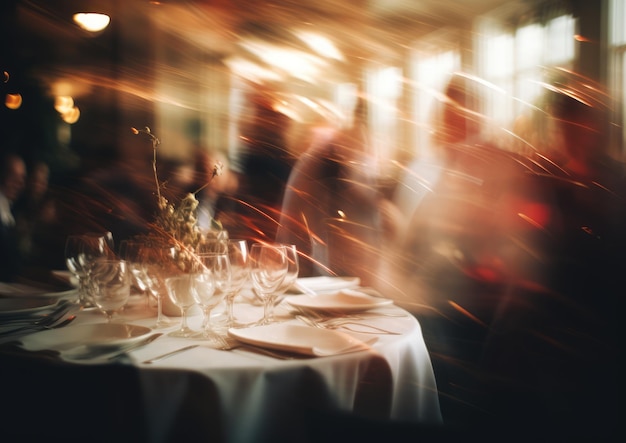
20 323 152 352
285 289 393 314
227 323 376 356
0 297 58 316
292 276 361 294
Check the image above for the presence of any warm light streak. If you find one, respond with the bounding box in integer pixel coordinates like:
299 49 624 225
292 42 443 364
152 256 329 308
295 31 345 61
224 57 283 83
447 301 488 327
73 13 111 33
239 39 327 82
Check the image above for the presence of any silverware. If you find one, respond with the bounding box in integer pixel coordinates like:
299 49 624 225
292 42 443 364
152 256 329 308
142 344 199 364
0 303 81 337
295 315 401 335
222 339 307 360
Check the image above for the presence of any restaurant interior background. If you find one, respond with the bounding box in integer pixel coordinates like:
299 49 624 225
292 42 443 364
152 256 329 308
1 0 623 437
2 0 622 173
2 0 623 265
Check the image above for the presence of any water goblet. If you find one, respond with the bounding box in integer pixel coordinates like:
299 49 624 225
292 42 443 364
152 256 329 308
223 239 249 328
64 231 115 306
165 273 197 338
192 252 231 342
249 243 288 325
89 259 131 323
271 244 299 319
119 239 151 305
139 244 177 328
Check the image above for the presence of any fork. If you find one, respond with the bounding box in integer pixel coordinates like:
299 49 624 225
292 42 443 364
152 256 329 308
0 303 80 337
0 314 78 344
295 315 401 335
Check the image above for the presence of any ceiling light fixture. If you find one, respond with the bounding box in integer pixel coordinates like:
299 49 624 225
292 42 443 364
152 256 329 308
73 13 111 33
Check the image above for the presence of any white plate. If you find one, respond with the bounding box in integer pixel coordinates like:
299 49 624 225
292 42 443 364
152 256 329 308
0 282 76 298
285 289 393 314
20 323 153 352
292 276 360 294
228 323 376 356
0 297 59 317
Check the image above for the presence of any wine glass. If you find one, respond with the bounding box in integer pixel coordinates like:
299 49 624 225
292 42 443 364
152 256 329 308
64 231 115 306
223 239 249 328
119 239 150 305
139 244 177 328
249 243 288 325
165 273 197 338
271 244 299 315
192 252 231 342
89 259 131 323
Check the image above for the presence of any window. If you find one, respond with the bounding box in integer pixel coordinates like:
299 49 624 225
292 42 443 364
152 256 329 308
476 7 577 140
609 0 626 156
409 30 461 159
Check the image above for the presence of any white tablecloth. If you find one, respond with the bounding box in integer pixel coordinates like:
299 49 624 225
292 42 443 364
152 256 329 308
1 289 442 443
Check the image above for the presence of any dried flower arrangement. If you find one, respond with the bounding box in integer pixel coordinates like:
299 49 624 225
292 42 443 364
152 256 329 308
131 126 226 270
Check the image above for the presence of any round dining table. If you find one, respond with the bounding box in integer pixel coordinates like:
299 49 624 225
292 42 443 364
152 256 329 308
0 283 443 443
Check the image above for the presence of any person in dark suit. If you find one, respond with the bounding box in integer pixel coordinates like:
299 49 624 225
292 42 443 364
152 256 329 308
0 152 26 281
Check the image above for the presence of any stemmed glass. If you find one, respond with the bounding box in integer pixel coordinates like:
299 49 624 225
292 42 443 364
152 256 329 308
271 244 299 316
223 239 249 328
119 239 150 305
139 244 177 328
165 273 197 338
249 243 288 325
64 231 115 306
89 259 131 323
192 252 231 342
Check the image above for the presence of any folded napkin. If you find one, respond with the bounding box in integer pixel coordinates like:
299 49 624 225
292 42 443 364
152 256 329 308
228 323 377 357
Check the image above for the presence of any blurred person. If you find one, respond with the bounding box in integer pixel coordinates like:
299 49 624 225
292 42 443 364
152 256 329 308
388 72 622 434
379 72 545 427
233 95 295 242
13 161 62 269
0 153 27 281
477 77 624 437
276 97 388 286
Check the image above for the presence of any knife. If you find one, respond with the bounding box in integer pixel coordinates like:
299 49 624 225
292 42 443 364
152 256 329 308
142 344 200 364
